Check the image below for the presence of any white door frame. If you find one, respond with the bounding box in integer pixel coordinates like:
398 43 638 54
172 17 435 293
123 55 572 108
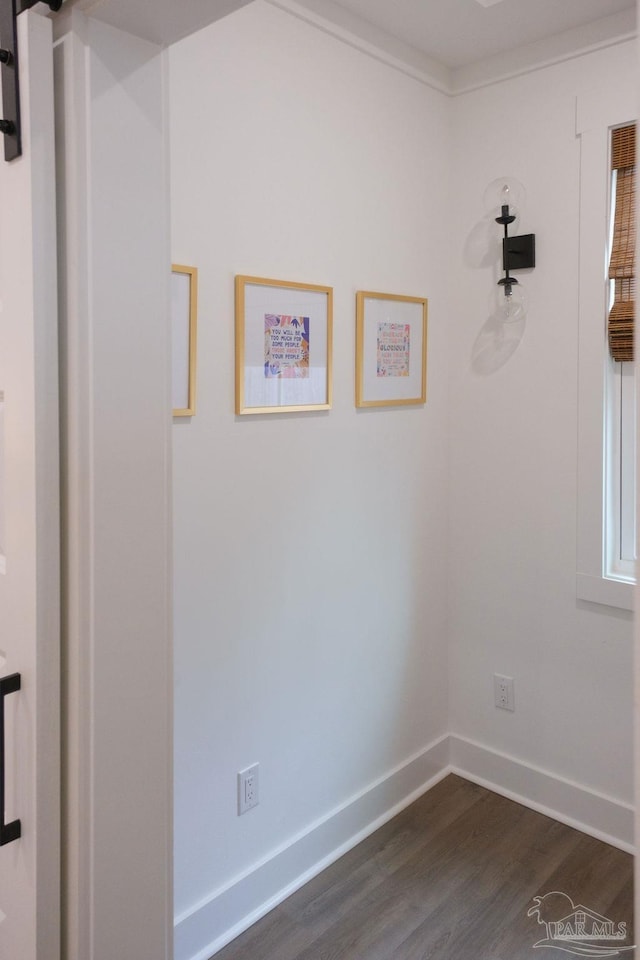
54 10 173 960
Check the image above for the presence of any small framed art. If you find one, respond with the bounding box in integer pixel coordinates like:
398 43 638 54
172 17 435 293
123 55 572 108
235 275 333 415
355 291 427 408
172 264 198 417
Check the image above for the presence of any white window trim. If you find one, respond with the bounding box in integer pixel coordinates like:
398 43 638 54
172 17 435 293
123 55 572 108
576 91 635 611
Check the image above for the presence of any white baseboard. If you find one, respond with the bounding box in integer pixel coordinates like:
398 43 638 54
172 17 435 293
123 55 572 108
174 734 450 960
175 733 634 960
449 734 635 854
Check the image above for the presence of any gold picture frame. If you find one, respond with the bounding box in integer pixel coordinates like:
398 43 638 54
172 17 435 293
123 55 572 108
172 264 198 417
235 275 333 415
356 290 427 408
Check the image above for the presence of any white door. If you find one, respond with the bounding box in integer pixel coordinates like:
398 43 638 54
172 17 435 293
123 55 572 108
0 10 59 960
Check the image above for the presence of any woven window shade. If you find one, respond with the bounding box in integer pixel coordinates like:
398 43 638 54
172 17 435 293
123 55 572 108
608 124 635 361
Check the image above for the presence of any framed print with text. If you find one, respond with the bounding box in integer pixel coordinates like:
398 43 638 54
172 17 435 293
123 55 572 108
235 275 333 415
356 291 427 408
172 264 198 417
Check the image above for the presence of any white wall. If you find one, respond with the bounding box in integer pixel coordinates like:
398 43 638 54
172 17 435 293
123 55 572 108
170 4 636 956
170 2 451 955
449 42 635 802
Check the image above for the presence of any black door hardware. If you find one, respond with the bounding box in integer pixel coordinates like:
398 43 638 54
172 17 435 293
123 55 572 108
0 0 62 161
1 672 21 845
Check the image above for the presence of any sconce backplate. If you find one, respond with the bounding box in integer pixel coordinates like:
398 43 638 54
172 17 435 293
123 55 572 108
503 233 535 271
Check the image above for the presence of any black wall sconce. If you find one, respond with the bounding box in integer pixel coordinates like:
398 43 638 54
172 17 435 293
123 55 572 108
0 0 62 161
486 178 536 323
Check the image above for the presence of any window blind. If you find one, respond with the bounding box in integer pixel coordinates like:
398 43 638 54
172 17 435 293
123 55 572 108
608 123 635 361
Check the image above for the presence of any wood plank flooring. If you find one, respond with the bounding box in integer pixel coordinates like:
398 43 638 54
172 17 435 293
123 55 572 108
213 774 634 960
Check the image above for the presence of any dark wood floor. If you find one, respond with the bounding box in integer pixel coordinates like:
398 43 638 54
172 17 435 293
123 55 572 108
214 774 634 960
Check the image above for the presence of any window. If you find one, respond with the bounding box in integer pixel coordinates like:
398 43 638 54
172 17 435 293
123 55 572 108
576 97 635 611
605 125 635 585
607 360 636 580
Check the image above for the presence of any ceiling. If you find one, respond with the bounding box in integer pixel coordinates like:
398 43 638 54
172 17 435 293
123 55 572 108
302 0 636 69
60 0 637 80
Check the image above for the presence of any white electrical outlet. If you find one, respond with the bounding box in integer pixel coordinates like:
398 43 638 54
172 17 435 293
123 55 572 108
494 674 515 712
238 763 259 815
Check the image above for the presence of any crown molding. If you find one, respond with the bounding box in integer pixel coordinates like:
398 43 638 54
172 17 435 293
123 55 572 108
452 8 636 93
267 0 636 97
266 0 452 94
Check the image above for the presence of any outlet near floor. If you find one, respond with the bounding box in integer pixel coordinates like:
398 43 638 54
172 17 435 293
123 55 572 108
494 674 515 712
238 763 260 815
